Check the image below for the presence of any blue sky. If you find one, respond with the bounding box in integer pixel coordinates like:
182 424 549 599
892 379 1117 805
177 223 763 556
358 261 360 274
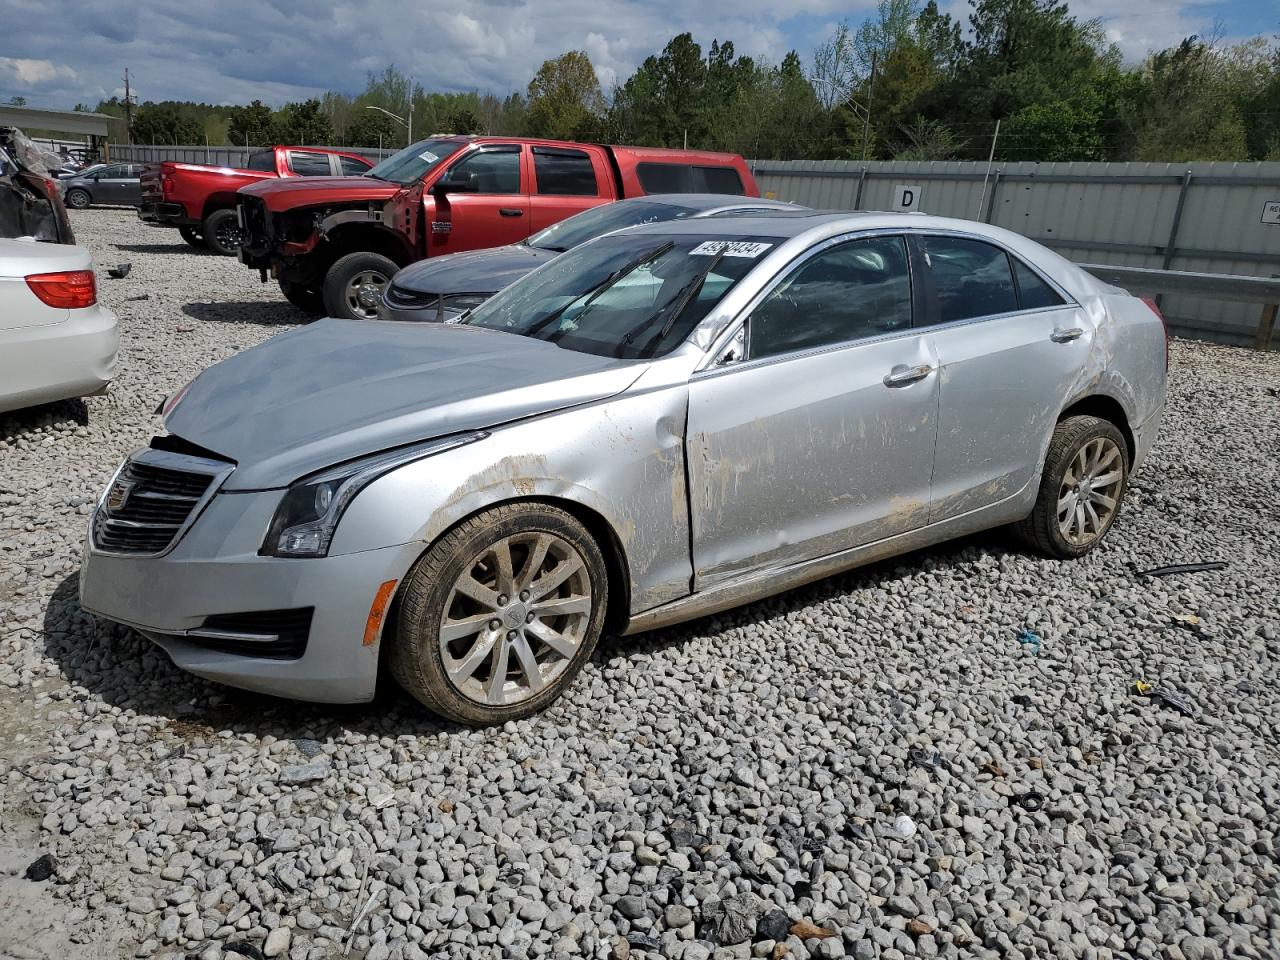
0 0 1276 110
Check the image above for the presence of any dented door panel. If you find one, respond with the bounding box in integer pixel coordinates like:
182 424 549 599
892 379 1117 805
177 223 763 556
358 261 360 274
686 334 940 590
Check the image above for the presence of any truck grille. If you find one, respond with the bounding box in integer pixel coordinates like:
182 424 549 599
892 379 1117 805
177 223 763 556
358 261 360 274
92 449 233 556
239 196 271 249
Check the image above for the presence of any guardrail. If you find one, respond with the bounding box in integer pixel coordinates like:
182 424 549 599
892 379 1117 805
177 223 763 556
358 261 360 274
1080 264 1280 350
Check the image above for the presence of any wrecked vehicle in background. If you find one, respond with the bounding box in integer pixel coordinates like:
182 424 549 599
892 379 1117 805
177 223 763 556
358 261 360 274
0 127 74 244
80 212 1166 726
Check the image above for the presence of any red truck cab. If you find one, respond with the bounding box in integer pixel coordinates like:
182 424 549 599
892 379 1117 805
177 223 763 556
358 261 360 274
237 136 758 318
138 146 372 255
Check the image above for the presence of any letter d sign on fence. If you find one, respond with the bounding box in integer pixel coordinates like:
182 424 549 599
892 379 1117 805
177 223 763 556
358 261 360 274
893 184 922 212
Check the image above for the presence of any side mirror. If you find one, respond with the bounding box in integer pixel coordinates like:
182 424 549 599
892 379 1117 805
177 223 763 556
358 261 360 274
432 171 478 195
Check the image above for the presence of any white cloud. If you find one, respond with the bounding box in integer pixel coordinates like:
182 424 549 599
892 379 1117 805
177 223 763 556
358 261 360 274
0 57 78 87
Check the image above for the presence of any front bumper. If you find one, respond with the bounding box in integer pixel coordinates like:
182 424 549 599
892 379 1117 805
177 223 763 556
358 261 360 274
138 201 194 226
79 485 423 704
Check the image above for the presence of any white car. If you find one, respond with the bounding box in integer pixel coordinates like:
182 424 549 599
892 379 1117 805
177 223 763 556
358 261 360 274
0 239 118 414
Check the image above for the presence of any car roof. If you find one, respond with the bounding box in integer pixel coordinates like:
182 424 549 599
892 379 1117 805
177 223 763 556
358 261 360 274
618 193 801 212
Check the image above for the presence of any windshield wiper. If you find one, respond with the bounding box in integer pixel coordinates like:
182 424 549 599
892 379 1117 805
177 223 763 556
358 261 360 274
623 248 727 359
522 240 675 340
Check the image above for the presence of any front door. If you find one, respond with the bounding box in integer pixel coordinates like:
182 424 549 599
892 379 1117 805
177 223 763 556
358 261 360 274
429 145 531 255
687 234 939 589
917 235 1093 521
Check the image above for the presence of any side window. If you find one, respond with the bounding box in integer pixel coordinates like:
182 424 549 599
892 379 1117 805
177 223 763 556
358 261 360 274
447 149 521 194
696 165 744 195
637 163 692 193
340 155 370 176
99 164 126 178
921 236 1018 323
748 236 913 361
533 149 598 196
290 152 333 177
1012 258 1066 309
245 151 276 172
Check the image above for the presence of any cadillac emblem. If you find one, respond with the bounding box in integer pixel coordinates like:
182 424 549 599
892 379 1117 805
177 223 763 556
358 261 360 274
106 478 136 513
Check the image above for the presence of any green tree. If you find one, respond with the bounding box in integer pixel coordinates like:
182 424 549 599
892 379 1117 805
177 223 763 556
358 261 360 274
227 99 277 146
526 51 605 140
131 105 203 145
276 99 332 144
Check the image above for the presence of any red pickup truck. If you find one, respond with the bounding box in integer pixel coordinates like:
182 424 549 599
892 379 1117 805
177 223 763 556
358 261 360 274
237 136 759 318
139 146 373 255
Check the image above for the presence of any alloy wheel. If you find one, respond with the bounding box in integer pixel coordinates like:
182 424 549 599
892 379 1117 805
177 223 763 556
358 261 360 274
215 219 245 251
1057 436 1124 545
438 532 592 706
345 270 388 319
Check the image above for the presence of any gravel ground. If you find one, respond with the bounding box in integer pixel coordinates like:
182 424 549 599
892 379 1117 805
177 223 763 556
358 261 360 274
1 208 1278 960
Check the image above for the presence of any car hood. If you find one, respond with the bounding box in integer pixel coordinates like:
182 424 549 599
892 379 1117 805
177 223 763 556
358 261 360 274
392 244 557 297
239 175 401 211
165 318 643 490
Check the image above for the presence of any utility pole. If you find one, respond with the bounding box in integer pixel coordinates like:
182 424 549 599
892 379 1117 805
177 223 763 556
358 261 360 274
123 68 133 144
976 118 1002 220
407 78 414 146
859 51 876 162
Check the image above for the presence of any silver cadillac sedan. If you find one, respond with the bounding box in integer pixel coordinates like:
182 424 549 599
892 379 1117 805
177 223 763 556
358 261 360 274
80 213 1167 725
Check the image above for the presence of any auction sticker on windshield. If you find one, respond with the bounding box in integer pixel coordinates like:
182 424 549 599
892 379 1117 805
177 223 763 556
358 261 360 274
419 151 439 163
690 241 772 258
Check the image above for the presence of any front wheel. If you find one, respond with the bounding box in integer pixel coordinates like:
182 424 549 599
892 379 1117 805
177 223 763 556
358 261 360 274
389 503 609 725
1014 415 1130 558
322 251 398 320
65 188 91 209
202 208 244 256
178 226 204 249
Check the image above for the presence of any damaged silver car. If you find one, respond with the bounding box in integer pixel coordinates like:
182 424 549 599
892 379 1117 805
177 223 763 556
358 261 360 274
79 213 1167 725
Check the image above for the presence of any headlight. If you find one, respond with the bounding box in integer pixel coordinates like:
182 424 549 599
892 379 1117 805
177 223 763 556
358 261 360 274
262 432 488 558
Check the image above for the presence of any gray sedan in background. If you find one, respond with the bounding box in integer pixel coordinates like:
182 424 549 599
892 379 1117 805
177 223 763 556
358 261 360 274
380 193 803 322
79 212 1166 725
61 163 143 209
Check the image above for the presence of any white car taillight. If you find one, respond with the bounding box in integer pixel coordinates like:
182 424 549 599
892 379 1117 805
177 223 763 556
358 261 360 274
25 270 97 309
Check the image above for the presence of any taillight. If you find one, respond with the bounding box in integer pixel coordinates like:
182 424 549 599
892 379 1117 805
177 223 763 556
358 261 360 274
1141 296 1168 371
162 172 174 195
26 270 97 309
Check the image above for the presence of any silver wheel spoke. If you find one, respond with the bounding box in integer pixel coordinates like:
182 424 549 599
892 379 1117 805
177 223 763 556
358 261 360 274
1057 489 1078 515
440 613 494 644
447 630 497 683
454 574 500 610
529 555 584 601
491 540 515 596
510 634 545 693
485 638 510 705
1092 445 1119 475
1090 492 1116 511
1083 500 1101 534
527 619 578 658
533 594 592 617
1092 470 1122 488
517 534 552 590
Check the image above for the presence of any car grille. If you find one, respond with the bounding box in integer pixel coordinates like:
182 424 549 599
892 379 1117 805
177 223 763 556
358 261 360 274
92 450 233 556
386 283 437 309
239 196 271 248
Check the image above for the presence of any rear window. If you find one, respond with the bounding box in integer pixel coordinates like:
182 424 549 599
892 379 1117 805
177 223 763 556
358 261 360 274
921 236 1019 323
246 151 275 172
290 152 333 177
339 155 370 176
534 148 598 196
636 162 745 195
1012 258 1066 309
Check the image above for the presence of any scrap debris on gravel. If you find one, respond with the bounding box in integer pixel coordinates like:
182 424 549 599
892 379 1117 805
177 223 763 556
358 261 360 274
1 209 1278 960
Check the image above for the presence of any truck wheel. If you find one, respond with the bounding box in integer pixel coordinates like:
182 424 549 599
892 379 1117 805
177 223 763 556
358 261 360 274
279 279 325 316
178 226 204 250
202 209 244 256
389 502 609 726
1013 415 1130 559
323 252 398 320
65 188 91 209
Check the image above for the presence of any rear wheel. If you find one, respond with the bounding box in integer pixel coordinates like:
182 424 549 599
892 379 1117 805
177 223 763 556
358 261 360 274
279 279 325 315
178 226 204 249
1014 415 1129 558
65 188 91 209
322 251 398 320
390 502 608 725
202 208 244 256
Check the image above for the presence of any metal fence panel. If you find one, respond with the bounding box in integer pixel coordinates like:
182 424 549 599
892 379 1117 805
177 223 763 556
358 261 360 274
752 158 1280 346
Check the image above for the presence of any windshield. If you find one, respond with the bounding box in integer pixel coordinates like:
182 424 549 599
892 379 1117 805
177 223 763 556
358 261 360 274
527 199 699 253
463 233 772 359
366 138 465 185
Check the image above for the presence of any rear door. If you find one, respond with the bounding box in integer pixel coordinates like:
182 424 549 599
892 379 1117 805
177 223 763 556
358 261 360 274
287 151 336 177
430 144 530 254
918 233 1090 521
94 164 132 204
687 234 939 587
335 154 372 177
528 146 607 233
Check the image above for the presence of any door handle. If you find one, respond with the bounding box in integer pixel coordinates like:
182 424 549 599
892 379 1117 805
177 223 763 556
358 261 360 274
883 364 934 387
498 208 524 217
1051 327 1084 342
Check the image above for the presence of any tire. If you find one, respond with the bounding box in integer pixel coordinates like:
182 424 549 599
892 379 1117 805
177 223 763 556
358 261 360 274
322 251 398 320
390 502 609 726
178 226 204 249
279 279 325 315
202 208 244 256
1014 415 1130 559
65 188 91 209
